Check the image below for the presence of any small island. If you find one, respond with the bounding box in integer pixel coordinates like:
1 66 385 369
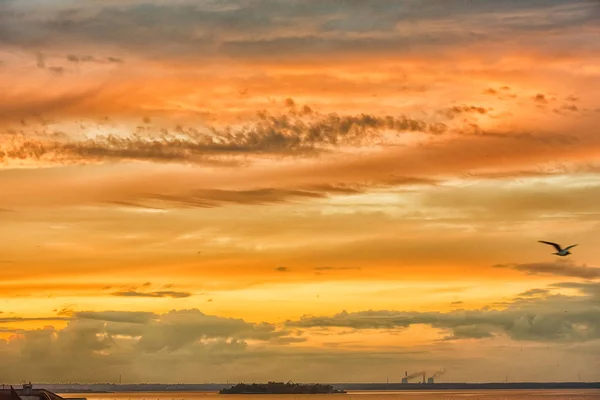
218 382 346 394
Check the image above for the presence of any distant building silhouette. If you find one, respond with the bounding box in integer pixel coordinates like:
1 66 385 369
0 383 71 400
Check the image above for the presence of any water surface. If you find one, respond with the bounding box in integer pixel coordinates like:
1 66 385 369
58 390 600 400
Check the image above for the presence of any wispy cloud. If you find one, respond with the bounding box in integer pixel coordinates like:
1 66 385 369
0 106 449 166
66 54 124 64
517 288 550 297
108 178 438 210
138 188 328 208
111 290 192 298
0 316 70 324
440 105 490 119
3 0 594 62
286 283 600 343
74 311 158 324
495 261 600 280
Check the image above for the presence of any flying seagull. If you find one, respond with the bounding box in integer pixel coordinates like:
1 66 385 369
538 241 577 256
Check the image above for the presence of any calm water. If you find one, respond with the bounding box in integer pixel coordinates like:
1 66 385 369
57 390 600 400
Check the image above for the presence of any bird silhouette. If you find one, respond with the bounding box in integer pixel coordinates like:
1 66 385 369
538 241 577 256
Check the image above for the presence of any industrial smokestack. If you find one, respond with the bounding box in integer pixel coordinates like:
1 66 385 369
431 369 446 379
405 371 425 380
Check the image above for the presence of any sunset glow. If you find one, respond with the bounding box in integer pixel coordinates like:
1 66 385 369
1 0 600 384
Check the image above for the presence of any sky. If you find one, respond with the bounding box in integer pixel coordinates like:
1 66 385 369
1 0 600 384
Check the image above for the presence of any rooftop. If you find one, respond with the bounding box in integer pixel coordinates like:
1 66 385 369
0 384 66 400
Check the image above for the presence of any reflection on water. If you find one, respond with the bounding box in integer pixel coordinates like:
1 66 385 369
57 390 600 400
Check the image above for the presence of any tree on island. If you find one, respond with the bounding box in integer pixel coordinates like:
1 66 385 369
219 381 346 394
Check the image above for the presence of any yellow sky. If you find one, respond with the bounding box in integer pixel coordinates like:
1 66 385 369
1 0 600 384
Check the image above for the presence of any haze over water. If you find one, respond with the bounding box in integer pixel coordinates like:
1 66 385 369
57 391 600 400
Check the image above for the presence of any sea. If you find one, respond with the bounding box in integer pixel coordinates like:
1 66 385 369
57 390 600 400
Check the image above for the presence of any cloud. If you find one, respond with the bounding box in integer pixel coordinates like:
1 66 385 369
74 311 158 324
518 289 550 297
111 290 192 298
418 181 600 221
47 66 65 75
534 93 550 104
105 186 354 210
287 300 600 343
6 126 599 213
0 316 70 324
1 0 593 62
286 282 600 343
135 309 294 352
66 54 124 64
274 266 289 272
70 309 291 341
0 308 305 382
495 261 600 280
551 282 600 299
105 176 438 210
440 105 490 119
0 88 105 123
0 106 448 166
3 289 600 382
55 307 75 317
32 52 66 75
138 188 328 208
443 325 495 340
2 99 598 221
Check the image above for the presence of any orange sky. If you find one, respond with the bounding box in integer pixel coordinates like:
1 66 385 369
1 0 600 384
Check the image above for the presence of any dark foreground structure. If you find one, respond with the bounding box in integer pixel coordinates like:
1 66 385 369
0 384 81 400
219 382 346 394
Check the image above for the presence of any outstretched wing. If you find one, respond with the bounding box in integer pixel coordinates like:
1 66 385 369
564 244 578 251
538 241 562 252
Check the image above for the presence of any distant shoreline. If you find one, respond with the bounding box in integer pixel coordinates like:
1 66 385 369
45 382 600 394
338 382 600 391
